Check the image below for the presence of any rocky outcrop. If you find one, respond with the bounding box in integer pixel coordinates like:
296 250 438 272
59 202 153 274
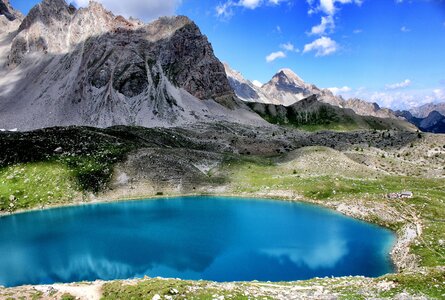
0 0 263 130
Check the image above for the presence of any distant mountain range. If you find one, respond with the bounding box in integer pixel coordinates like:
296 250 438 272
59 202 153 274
224 64 396 119
409 103 445 119
224 64 445 133
395 110 445 134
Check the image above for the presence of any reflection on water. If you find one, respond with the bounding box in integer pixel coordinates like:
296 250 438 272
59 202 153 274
0 196 395 287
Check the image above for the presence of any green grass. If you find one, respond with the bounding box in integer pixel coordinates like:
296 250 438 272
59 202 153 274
101 279 263 300
379 269 445 299
0 161 79 212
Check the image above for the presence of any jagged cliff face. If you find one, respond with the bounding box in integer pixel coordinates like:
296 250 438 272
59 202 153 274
0 0 259 130
225 63 397 119
0 0 22 21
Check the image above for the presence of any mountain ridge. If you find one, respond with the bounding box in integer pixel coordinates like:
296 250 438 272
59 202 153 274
409 102 445 118
224 63 398 120
396 110 445 133
0 0 267 130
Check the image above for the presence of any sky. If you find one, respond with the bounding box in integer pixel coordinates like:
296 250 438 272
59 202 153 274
10 0 445 109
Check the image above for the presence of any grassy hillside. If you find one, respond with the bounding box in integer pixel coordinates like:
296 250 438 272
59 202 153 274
247 95 416 132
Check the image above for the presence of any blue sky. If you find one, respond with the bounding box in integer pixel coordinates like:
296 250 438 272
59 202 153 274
10 0 445 109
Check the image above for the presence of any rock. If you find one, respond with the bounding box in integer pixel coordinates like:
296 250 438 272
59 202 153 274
54 147 63 153
169 288 179 295
9 195 15 201
152 294 161 300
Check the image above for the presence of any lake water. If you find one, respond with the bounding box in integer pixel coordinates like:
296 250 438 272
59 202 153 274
0 196 395 287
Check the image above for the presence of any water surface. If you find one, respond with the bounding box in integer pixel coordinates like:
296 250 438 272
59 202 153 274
0 196 395 287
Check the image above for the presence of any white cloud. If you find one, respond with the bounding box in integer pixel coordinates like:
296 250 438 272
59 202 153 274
339 87 445 110
400 26 410 32
266 51 286 62
353 29 362 34
433 88 445 100
216 0 287 17
309 15 335 35
280 42 299 52
385 79 412 90
328 86 352 95
303 36 338 56
73 0 182 21
252 80 263 87
307 0 363 17
306 0 362 40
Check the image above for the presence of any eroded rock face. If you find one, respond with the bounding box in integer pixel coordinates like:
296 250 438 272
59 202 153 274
0 0 247 130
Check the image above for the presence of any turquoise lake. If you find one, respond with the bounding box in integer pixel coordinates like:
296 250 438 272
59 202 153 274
0 196 395 287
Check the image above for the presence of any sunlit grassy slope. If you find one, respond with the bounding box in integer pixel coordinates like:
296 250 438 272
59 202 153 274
0 161 79 211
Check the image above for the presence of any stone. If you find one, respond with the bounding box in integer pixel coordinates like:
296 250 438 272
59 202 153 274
54 147 63 153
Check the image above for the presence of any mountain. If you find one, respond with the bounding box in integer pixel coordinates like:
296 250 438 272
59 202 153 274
224 63 397 119
261 68 324 106
0 0 23 35
396 110 445 133
247 94 415 131
410 102 445 118
0 0 22 21
0 0 264 130
223 63 271 104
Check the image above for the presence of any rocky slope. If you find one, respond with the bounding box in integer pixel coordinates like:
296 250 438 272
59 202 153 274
224 63 397 119
0 0 264 130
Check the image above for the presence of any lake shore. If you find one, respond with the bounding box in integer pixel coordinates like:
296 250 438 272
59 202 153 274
0 189 420 273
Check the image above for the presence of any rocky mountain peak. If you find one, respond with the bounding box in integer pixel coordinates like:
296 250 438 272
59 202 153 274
0 0 23 21
271 68 307 89
276 68 305 84
18 0 73 32
0 0 244 130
